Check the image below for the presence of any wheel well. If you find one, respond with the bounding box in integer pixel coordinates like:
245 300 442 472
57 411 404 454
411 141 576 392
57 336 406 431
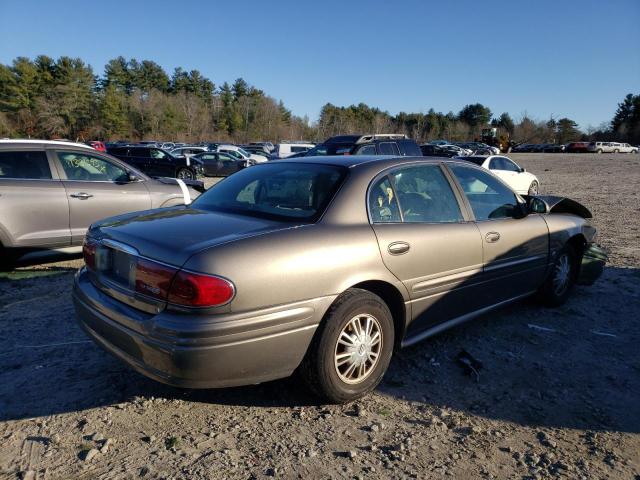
567 234 587 278
351 280 407 349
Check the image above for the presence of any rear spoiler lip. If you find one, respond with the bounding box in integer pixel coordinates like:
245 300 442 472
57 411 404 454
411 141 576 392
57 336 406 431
521 194 592 219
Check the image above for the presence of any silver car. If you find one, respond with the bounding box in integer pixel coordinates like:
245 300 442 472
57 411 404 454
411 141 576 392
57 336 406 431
0 140 200 268
74 156 606 403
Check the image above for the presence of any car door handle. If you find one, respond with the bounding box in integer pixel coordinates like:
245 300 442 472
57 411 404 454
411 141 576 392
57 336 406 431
388 241 410 255
485 232 501 243
70 192 93 200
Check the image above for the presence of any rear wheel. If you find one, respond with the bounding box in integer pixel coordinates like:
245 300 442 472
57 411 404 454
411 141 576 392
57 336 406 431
613 149 619 153
537 245 577 307
527 180 539 195
596 149 603 153
176 168 195 180
300 289 394 404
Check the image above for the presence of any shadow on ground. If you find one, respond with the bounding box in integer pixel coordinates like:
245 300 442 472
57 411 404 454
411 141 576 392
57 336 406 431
0 266 638 435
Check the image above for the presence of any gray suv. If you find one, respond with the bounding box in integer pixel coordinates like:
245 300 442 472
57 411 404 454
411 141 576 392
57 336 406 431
0 140 200 268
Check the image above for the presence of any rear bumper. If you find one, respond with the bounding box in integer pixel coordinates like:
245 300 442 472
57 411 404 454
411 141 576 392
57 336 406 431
577 243 607 286
73 268 332 388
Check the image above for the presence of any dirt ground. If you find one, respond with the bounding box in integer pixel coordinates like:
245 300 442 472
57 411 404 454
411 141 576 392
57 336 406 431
1 153 639 480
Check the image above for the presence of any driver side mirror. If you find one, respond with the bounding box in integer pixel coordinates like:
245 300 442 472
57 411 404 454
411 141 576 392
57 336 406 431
527 196 548 214
128 172 139 182
520 167 526 173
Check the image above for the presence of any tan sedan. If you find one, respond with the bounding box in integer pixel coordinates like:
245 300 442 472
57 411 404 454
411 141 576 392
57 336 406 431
74 156 606 403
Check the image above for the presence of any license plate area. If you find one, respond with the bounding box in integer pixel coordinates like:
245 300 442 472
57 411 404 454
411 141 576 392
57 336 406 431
97 247 136 289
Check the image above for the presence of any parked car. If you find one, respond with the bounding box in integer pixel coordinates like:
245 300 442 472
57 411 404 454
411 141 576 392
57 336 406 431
618 143 639 153
106 146 202 180
542 144 565 153
566 142 590 153
170 146 208 159
86 141 106 152
241 145 272 157
0 140 201 269
420 144 460 158
74 155 605 403
216 144 268 163
457 155 540 195
249 141 275 152
306 134 422 157
192 151 252 177
587 141 638 153
440 144 472 156
272 143 315 159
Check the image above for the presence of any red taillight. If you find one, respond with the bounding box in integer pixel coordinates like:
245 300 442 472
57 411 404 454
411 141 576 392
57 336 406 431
133 258 234 307
83 238 97 269
135 258 176 301
168 271 235 307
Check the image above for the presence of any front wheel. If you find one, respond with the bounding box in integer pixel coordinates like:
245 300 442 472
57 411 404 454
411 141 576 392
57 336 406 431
597 149 603 153
528 180 539 195
176 168 195 180
300 289 394 404
537 245 577 307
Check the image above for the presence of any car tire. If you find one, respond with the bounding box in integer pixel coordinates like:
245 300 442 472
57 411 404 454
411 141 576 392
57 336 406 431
613 149 619 154
596 149 602 153
300 288 395 404
527 180 539 195
176 168 195 180
537 244 578 307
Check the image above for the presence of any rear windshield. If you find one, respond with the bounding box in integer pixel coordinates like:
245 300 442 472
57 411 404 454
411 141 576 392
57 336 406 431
193 163 347 221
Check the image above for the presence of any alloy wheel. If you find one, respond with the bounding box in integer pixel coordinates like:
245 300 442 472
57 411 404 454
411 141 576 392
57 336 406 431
553 253 571 296
334 314 383 384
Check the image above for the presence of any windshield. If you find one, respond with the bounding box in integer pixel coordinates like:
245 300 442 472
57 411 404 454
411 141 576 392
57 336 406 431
237 148 251 157
192 163 347 221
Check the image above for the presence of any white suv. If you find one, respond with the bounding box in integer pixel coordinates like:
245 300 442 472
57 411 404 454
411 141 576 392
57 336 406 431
458 155 541 195
588 141 638 153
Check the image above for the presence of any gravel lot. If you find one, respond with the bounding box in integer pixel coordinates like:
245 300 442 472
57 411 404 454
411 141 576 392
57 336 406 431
1 153 639 480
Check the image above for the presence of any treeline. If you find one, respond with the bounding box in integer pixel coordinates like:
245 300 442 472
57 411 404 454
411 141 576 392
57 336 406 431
0 56 313 142
0 56 637 145
317 103 586 144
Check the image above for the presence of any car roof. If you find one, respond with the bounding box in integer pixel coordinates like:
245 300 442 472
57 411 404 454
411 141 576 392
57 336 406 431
0 139 94 149
276 155 450 169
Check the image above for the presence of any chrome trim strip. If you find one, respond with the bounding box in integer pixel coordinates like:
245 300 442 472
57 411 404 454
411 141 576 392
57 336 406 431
484 254 546 272
401 291 535 348
412 265 483 292
101 239 140 256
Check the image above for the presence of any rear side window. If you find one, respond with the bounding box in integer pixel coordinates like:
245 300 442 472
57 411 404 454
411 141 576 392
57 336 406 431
391 165 463 223
354 144 377 155
0 151 52 179
378 142 400 155
398 140 422 156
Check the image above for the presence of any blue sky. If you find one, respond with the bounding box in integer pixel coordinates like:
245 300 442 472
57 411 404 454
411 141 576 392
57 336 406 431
1 0 638 129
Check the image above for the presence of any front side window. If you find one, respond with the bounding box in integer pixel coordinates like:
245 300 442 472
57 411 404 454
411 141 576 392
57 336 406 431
369 177 401 223
57 152 128 182
500 157 520 172
0 151 52 179
449 164 519 220
391 165 463 223
193 163 346 221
